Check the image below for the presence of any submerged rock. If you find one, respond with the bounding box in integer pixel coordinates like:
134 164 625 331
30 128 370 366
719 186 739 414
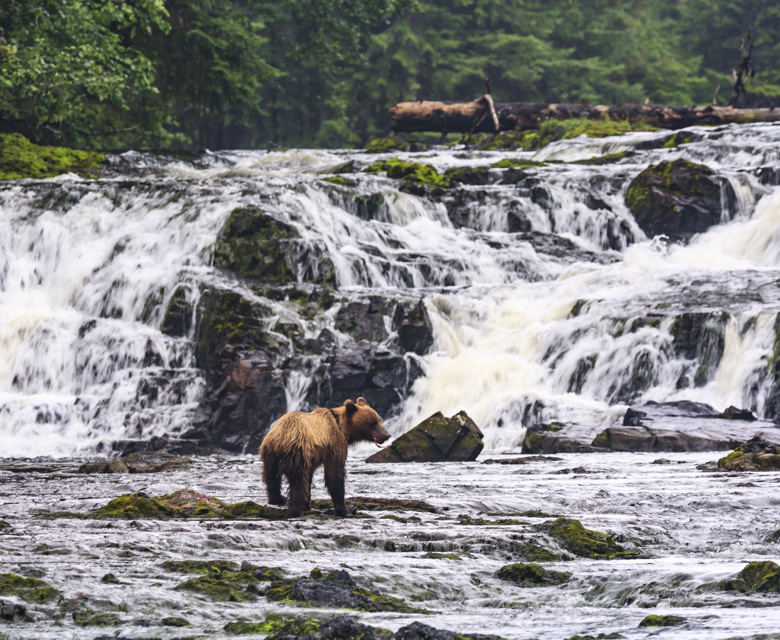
310 496 437 513
496 563 570 587
78 451 191 474
91 489 287 520
638 614 685 627
717 437 780 471
266 568 424 613
538 518 641 560
366 411 484 463
719 561 780 593
625 159 735 242
72 610 122 627
0 598 27 623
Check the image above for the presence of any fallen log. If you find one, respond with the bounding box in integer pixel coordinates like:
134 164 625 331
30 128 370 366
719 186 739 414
389 99 780 133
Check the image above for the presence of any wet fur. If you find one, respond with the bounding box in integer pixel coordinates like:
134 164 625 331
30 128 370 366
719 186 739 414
259 398 389 517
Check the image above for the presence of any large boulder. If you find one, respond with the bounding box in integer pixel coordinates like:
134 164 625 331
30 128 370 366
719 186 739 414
625 159 735 242
717 437 780 471
214 206 335 286
366 411 484 463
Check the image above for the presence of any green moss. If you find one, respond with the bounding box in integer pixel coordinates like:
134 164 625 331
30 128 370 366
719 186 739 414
364 158 451 190
91 490 288 520
496 563 570 587
224 613 309 636
365 137 407 153
457 515 528 526
442 166 491 185
661 131 696 148
0 573 60 603
161 616 191 627
511 541 564 563
720 561 780 593
175 569 260 601
0 133 105 180
538 117 655 147
638 614 685 627
72 610 122 627
162 560 241 574
492 158 545 169
572 151 636 165
541 518 641 559
478 131 540 150
311 497 436 513
321 176 356 187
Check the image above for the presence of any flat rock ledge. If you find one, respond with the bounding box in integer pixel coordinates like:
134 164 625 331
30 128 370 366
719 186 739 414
367 411 484 463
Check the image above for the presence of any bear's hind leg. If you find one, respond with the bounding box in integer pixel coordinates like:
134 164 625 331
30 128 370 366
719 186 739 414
324 459 351 517
263 456 286 506
286 469 309 518
303 469 314 511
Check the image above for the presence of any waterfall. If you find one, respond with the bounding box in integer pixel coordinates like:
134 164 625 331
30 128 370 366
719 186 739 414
2 124 780 456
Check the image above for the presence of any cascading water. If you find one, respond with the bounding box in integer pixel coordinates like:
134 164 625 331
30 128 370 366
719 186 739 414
2 124 780 456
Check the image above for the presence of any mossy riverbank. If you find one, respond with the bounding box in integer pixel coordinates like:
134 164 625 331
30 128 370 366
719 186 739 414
0 133 105 180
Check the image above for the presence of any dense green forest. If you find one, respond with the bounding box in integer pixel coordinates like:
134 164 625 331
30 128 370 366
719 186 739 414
1 0 779 150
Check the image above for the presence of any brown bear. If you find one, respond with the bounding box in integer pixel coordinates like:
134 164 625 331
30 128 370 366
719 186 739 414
259 397 390 518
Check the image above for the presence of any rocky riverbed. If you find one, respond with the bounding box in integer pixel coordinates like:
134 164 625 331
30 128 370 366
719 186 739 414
2 448 780 640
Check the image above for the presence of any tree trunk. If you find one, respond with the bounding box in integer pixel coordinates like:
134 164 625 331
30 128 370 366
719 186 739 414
389 100 780 133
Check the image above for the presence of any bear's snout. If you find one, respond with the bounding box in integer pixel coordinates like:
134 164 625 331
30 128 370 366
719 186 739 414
373 427 391 445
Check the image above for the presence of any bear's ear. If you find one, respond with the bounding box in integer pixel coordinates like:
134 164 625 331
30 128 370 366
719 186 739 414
344 399 358 414
356 397 368 407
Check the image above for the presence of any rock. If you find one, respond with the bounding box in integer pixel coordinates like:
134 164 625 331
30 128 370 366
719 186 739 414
442 166 492 186
310 497 437 513
393 621 503 640
195 287 288 452
90 489 287 520
717 437 780 471
0 598 26 623
365 137 408 153
393 299 434 355
670 312 727 386
0 133 105 180
720 406 756 421
625 159 736 242
719 560 780 593
214 206 335 285
638 615 685 627
522 423 602 454
160 284 194 337
0 573 60 603
161 616 191 627
591 426 737 452
78 451 191 474
623 408 647 426
496 563 570 586
538 517 641 560
266 568 424 613
367 411 484 463
72 610 122 627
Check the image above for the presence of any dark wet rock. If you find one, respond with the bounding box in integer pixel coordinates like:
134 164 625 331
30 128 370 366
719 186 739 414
78 451 191 474
625 159 735 242
638 614 685 627
110 434 208 457
310 497 436 513
267 568 424 613
522 423 603 454
367 411 484 463
0 520 10 531
573 151 636 165
457 515 528 526
101 573 120 584
442 166 492 186
510 541 565 563
394 299 434 355
717 437 780 471
538 518 641 560
623 408 647 426
0 598 27 622
395 621 504 640
719 561 780 593
73 610 122 627
0 573 59 603
91 489 287 520
591 426 739 453
496 562 570 587
161 616 191 627
228 613 394 640
162 560 240 574
482 455 563 465
160 284 194 337
335 298 393 342
195 286 288 452
720 406 756 420
670 311 728 387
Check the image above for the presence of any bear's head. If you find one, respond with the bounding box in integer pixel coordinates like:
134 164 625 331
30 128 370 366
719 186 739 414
343 397 390 447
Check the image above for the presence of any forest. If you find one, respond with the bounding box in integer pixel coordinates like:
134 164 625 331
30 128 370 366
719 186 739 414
1 0 779 150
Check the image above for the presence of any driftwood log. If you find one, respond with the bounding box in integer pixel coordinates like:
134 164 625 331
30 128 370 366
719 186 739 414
389 99 780 133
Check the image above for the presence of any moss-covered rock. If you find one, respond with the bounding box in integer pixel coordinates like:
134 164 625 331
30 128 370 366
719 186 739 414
719 561 780 593
162 560 241 574
442 166 492 186
322 176 356 187
78 451 191 474
538 118 655 147
457 515 528 526
0 133 105 180
573 151 636 165
496 563 570 587
91 489 288 520
717 437 780 471
625 159 734 242
365 137 408 153
225 613 326 636
267 568 425 613
365 158 451 192
72 610 122 627
478 131 540 151
539 518 640 559
367 411 484 463
638 614 685 627
161 284 194 337
175 569 260 602
0 573 59 603
491 158 545 169
161 616 191 627
311 497 436 513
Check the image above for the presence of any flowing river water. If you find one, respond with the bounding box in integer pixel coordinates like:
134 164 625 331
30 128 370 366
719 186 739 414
1 124 780 638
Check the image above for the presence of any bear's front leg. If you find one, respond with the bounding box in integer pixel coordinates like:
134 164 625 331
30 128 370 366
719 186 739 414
324 461 351 517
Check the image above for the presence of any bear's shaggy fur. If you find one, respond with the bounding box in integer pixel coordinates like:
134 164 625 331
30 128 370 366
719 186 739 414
259 397 390 517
